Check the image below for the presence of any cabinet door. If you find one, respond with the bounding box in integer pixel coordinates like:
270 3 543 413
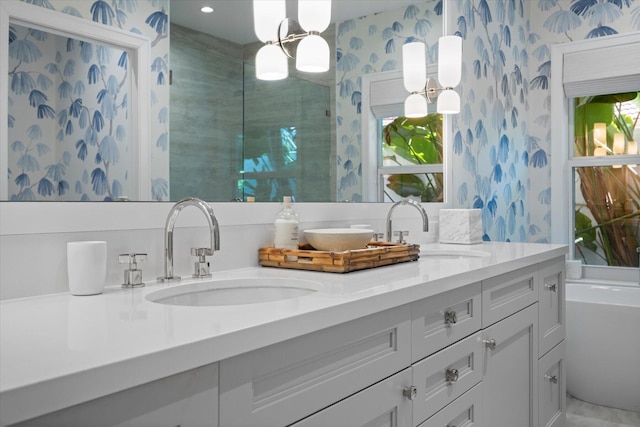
219 305 411 427
14 363 219 427
538 258 565 357
482 264 538 327
290 369 412 427
412 332 483 426
411 282 481 362
539 341 566 427
482 304 539 427
418 383 482 427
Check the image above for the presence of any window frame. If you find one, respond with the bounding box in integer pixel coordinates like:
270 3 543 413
361 69 452 204
550 32 640 279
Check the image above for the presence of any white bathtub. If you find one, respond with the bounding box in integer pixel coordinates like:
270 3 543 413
566 281 640 413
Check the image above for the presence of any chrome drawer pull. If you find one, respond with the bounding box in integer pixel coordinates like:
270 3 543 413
403 386 417 400
444 310 458 325
483 339 496 350
445 368 459 383
544 282 558 292
545 374 558 384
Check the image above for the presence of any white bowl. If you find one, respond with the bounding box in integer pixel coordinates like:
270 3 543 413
304 228 374 251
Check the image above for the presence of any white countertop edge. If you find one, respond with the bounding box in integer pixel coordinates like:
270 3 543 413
0 244 568 424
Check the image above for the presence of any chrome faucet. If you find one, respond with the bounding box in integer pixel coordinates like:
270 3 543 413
158 197 220 282
386 199 429 243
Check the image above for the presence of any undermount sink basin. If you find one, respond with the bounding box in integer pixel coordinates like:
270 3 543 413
420 248 491 260
146 278 320 307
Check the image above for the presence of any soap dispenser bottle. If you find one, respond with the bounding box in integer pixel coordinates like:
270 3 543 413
274 196 299 260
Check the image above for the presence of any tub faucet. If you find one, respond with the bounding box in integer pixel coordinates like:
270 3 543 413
158 197 220 282
386 199 429 243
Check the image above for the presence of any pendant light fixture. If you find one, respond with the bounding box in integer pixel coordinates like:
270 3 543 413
253 0 331 80
254 0 288 81
295 0 331 72
402 35 462 116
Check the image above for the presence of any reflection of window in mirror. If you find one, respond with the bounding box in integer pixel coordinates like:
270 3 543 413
8 24 133 201
242 127 299 202
361 70 446 203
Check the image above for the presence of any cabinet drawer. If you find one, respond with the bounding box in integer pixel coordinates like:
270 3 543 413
539 341 566 427
219 305 411 427
290 369 412 427
411 282 481 362
482 264 538 327
418 383 482 427
538 258 565 357
412 331 483 426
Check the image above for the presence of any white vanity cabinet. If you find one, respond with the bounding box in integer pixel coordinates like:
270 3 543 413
218 257 566 427
8 254 566 427
12 363 219 427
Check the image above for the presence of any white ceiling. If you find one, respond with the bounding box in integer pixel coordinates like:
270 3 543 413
170 0 420 45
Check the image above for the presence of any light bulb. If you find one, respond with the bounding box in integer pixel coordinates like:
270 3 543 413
253 0 286 43
402 42 426 93
629 140 637 168
594 147 607 157
438 35 462 88
256 44 288 80
613 133 624 168
437 89 460 114
296 34 329 72
404 93 428 118
593 122 606 144
298 0 331 32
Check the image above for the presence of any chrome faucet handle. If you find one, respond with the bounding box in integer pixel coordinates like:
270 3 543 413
119 253 146 288
373 232 385 242
393 230 410 244
191 247 212 278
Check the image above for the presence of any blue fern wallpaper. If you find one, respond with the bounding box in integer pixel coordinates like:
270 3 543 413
449 0 639 242
7 0 169 201
526 0 639 243
334 1 443 202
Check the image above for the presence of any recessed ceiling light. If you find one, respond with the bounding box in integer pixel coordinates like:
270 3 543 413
200 6 214 13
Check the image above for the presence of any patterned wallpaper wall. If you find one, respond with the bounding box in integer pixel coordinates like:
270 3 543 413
526 0 639 242
450 0 531 242
7 0 169 201
334 1 442 202
450 0 640 242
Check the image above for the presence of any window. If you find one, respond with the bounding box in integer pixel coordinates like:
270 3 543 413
242 127 298 202
571 93 639 267
361 70 450 203
379 114 444 202
551 33 640 275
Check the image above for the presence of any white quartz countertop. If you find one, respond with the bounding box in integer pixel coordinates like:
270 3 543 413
0 242 567 424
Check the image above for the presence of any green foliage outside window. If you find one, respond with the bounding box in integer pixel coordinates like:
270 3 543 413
382 114 443 202
574 92 640 267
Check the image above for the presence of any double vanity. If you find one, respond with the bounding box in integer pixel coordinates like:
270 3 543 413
0 242 567 426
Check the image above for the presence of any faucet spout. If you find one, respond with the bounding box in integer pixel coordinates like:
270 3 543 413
159 197 220 282
386 199 429 242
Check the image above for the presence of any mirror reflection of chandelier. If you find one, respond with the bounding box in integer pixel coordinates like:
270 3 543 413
402 36 462 116
253 0 331 81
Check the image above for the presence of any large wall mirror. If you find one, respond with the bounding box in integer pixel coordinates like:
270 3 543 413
1 0 151 201
3 0 444 203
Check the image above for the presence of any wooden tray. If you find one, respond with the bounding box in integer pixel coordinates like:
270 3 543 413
259 242 420 273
